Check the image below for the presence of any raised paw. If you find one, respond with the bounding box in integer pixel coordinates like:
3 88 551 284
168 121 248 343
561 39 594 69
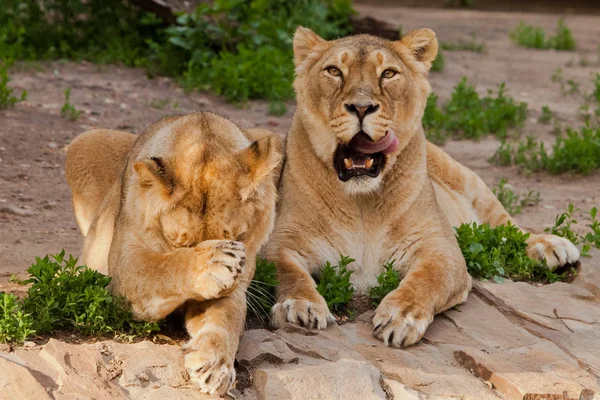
184 330 236 396
526 233 580 270
271 297 335 330
372 298 433 348
193 240 246 299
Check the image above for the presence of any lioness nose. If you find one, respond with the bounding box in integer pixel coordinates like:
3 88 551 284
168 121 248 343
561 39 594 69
344 103 379 120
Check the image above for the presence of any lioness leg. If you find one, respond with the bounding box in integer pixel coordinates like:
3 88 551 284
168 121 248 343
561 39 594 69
183 287 247 395
109 240 246 321
65 129 136 235
427 142 579 268
270 253 334 330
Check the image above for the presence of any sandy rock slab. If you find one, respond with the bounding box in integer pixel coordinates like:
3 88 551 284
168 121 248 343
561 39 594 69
2 279 600 400
0 338 216 400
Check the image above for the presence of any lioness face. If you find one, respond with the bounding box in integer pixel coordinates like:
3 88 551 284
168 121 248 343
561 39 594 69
132 114 281 253
293 27 438 194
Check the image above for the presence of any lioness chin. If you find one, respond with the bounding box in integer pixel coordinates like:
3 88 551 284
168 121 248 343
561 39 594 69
66 112 282 395
265 27 580 348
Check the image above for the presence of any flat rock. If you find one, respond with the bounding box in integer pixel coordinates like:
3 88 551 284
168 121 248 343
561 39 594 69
254 358 386 400
0 357 51 400
237 329 299 366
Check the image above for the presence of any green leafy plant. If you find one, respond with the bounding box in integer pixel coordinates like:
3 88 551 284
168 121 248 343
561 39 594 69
368 260 401 307
510 18 575 51
441 37 486 53
593 73 600 104
423 78 527 142
0 293 35 344
316 255 355 313
0 251 159 344
157 0 354 112
247 257 278 320
491 126 600 175
538 106 553 124
455 222 566 283
61 88 81 121
0 60 27 109
0 0 353 111
544 204 600 257
431 48 445 72
492 178 540 216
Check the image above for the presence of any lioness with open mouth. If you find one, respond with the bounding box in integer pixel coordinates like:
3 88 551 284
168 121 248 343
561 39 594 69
265 27 579 347
66 112 282 395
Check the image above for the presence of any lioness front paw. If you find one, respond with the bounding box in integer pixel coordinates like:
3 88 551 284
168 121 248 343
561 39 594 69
193 240 246 299
184 330 236 396
271 296 335 330
372 298 433 348
526 234 580 269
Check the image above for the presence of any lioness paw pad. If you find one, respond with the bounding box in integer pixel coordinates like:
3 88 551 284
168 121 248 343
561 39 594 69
184 348 235 396
271 298 335 330
193 240 246 299
373 302 433 348
526 234 580 269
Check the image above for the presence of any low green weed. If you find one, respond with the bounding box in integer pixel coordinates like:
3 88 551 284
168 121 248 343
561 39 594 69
431 49 445 72
0 293 35 344
492 178 540 216
423 78 527 142
0 0 354 112
0 60 27 109
61 88 81 121
455 222 567 283
0 251 159 344
593 73 600 103
538 106 553 124
247 257 278 321
510 18 575 51
545 204 600 257
316 255 355 313
368 260 401 307
491 126 600 175
441 37 486 53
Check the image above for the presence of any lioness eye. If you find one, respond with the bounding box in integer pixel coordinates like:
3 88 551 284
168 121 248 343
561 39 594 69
326 66 342 77
381 69 397 79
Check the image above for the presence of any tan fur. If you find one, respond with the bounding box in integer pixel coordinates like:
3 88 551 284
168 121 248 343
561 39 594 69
66 113 282 395
265 27 579 348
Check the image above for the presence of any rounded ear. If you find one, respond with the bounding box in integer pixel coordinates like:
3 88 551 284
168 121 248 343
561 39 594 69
399 28 439 71
133 157 175 194
237 135 283 202
293 26 326 67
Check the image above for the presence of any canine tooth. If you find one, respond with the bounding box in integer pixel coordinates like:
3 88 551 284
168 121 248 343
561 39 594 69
365 158 374 169
344 158 353 169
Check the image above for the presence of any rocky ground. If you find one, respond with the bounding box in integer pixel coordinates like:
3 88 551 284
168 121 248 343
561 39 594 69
1 5 600 400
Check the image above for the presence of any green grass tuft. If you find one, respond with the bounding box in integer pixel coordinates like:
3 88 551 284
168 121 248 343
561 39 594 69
423 77 527 143
455 222 569 283
0 60 27 109
316 255 355 313
0 0 354 112
492 178 540 216
431 49 445 72
368 260 401 307
441 37 486 53
0 251 160 344
491 126 600 175
61 88 81 121
510 18 575 51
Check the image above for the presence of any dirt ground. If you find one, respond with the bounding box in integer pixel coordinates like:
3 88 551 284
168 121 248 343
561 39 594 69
1 6 600 287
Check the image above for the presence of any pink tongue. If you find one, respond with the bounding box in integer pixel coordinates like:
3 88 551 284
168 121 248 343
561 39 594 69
350 130 399 155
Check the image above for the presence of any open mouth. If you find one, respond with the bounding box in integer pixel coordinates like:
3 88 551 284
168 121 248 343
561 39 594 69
333 130 399 182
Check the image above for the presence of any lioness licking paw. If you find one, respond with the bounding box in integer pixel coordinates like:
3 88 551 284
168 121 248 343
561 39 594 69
66 113 282 395
265 27 579 348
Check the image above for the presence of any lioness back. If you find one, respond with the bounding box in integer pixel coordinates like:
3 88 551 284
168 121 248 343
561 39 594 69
66 129 136 236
